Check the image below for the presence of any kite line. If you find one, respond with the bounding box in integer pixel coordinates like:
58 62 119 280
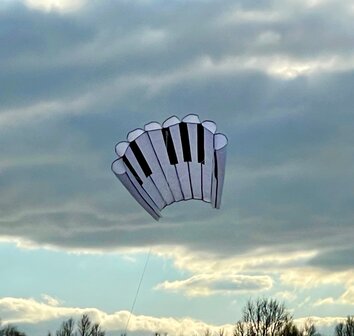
124 247 152 336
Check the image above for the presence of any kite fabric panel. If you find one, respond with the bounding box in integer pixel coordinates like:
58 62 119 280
111 114 228 220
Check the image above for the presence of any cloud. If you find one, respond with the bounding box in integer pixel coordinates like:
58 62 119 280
24 0 86 12
275 291 297 302
154 247 317 274
156 274 273 297
0 297 86 324
294 316 346 329
0 297 234 336
310 285 354 307
220 7 284 24
339 286 354 305
280 268 354 288
41 294 61 307
309 248 354 271
0 296 346 335
313 297 335 306
2 0 354 112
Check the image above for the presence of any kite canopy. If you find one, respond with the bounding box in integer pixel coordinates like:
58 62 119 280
111 114 228 220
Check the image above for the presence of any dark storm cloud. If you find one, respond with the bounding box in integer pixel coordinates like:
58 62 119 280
309 248 354 271
2 0 354 109
0 0 353 273
0 3 95 108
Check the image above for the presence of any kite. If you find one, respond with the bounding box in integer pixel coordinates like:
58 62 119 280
111 114 228 220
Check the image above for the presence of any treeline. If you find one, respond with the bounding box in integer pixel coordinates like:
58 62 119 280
0 315 104 336
232 298 353 336
0 298 353 336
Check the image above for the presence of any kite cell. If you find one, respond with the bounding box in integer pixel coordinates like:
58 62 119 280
111 114 228 220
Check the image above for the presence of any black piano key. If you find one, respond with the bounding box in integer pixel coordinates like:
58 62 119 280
162 128 178 165
214 151 218 179
179 122 192 162
123 156 143 185
130 141 152 177
197 123 205 164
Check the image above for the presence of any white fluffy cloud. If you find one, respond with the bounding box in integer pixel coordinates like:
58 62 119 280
280 269 354 288
313 297 335 306
156 274 273 297
314 285 354 306
340 286 354 305
0 297 234 336
154 247 317 275
0 296 346 335
41 294 61 307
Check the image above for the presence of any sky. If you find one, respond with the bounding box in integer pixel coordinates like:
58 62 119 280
0 0 354 335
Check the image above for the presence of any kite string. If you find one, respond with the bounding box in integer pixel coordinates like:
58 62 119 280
124 247 152 336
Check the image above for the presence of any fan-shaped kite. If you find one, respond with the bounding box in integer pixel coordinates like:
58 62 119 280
111 114 228 220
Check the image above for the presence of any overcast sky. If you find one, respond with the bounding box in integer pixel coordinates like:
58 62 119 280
1 0 354 335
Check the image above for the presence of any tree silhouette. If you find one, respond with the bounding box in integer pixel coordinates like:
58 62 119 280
301 319 319 336
335 316 354 336
56 318 75 336
0 325 26 336
77 315 91 336
282 322 301 336
233 298 294 336
203 329 212 336
218 328 226 336
90 323 105 336
53 315 106 336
